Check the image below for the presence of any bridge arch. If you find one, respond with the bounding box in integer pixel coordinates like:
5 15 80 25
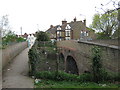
59 53 65 70
66 56 79 75
59 53 65 62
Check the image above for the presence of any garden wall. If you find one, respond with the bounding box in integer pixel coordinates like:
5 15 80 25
2 42 28 69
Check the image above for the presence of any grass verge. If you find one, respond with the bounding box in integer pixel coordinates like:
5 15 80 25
35 79 119 88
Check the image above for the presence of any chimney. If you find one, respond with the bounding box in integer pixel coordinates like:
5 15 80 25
74 17 77 22
83 19 86 26
62 19 67 25
50 25 54 28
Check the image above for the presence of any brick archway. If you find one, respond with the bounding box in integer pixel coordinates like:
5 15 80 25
59 53 64 62
66 56 79 75
59 53 65 70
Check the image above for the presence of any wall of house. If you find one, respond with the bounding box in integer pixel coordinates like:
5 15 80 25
2 42 28 69
70 21 86 40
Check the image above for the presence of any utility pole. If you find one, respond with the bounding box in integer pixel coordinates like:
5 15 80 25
20 27 22 35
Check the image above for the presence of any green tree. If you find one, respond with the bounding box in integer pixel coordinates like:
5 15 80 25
36 31 50 41
90 10 118 39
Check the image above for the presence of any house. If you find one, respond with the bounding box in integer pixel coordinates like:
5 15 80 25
46 18 95 41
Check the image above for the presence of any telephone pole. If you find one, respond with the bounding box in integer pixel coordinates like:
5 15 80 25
20 27 22 35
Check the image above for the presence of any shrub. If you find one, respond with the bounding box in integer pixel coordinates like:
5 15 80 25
91 46 103 83
35 71 55 80
35 71 93 82
36 31 50 42
54 71 78 81
28 46 39 76
77 73 93 82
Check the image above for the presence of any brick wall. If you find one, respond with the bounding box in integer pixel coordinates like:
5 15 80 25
57 40 120 74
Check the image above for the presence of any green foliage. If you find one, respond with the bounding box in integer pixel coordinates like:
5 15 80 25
17 37 26 42
2 32 26 49
36 31 50 41
28 39 56 76
34 70 120 83
90 10 118 39
91 46 120 83
35 71 55 80
86 27 95 32
35 71 92 82
28 46 39 76
35 79 119 88
96 32 111 39
77 73 93 82
91 46 103 83
3 34 17 43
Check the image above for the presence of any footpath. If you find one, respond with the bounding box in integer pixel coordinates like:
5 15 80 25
2 48 34 88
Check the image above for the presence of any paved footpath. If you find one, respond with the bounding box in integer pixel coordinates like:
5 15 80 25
2 48 34 88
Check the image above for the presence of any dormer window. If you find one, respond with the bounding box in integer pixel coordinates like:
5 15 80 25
65 24 71 29
57 26 61 30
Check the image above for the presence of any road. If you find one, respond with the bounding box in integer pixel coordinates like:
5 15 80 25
2 48 34 88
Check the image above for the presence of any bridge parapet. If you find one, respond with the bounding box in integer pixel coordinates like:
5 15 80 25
78 40 119 73
2 42 28 69
57 40 120 74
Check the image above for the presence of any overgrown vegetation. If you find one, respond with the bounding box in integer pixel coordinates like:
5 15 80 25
28 31 119 88
0 15 26 49
28 31 57 76
36 31 50 41
35 79 118 88
91 46 102 83
91 46 120 83
1 32 26 49
35 71 93 82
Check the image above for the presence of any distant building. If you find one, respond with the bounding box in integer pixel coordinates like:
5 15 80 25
46 18 95 41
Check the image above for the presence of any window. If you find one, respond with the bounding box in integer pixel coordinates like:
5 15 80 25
65 37 70 40
57 31 61 36
57 26 61 30
65 30 70 36
65 24 71 29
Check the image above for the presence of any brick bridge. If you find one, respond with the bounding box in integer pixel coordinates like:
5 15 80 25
57 40 120 75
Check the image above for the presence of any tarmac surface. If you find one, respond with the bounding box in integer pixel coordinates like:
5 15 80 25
2 48 34 88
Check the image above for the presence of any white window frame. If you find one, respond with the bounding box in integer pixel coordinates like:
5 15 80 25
65 30 71 36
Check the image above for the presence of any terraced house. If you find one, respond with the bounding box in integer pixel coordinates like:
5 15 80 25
46 18 95 41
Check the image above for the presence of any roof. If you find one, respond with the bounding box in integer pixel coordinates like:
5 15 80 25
46 20 87 34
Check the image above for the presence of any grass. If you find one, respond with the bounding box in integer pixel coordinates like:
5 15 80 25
35 79 119 88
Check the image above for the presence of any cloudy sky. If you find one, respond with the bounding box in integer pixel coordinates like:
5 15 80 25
0 0 118 35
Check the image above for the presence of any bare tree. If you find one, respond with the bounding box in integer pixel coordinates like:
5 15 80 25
0 15 11 37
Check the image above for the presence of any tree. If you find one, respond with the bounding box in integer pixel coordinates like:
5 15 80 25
0 15 11 37
36 31 50 41
90 10 118 39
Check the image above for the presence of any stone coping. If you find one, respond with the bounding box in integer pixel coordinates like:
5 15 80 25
78 40 119 50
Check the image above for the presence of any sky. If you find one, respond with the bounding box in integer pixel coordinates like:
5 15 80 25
0 0 119 35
